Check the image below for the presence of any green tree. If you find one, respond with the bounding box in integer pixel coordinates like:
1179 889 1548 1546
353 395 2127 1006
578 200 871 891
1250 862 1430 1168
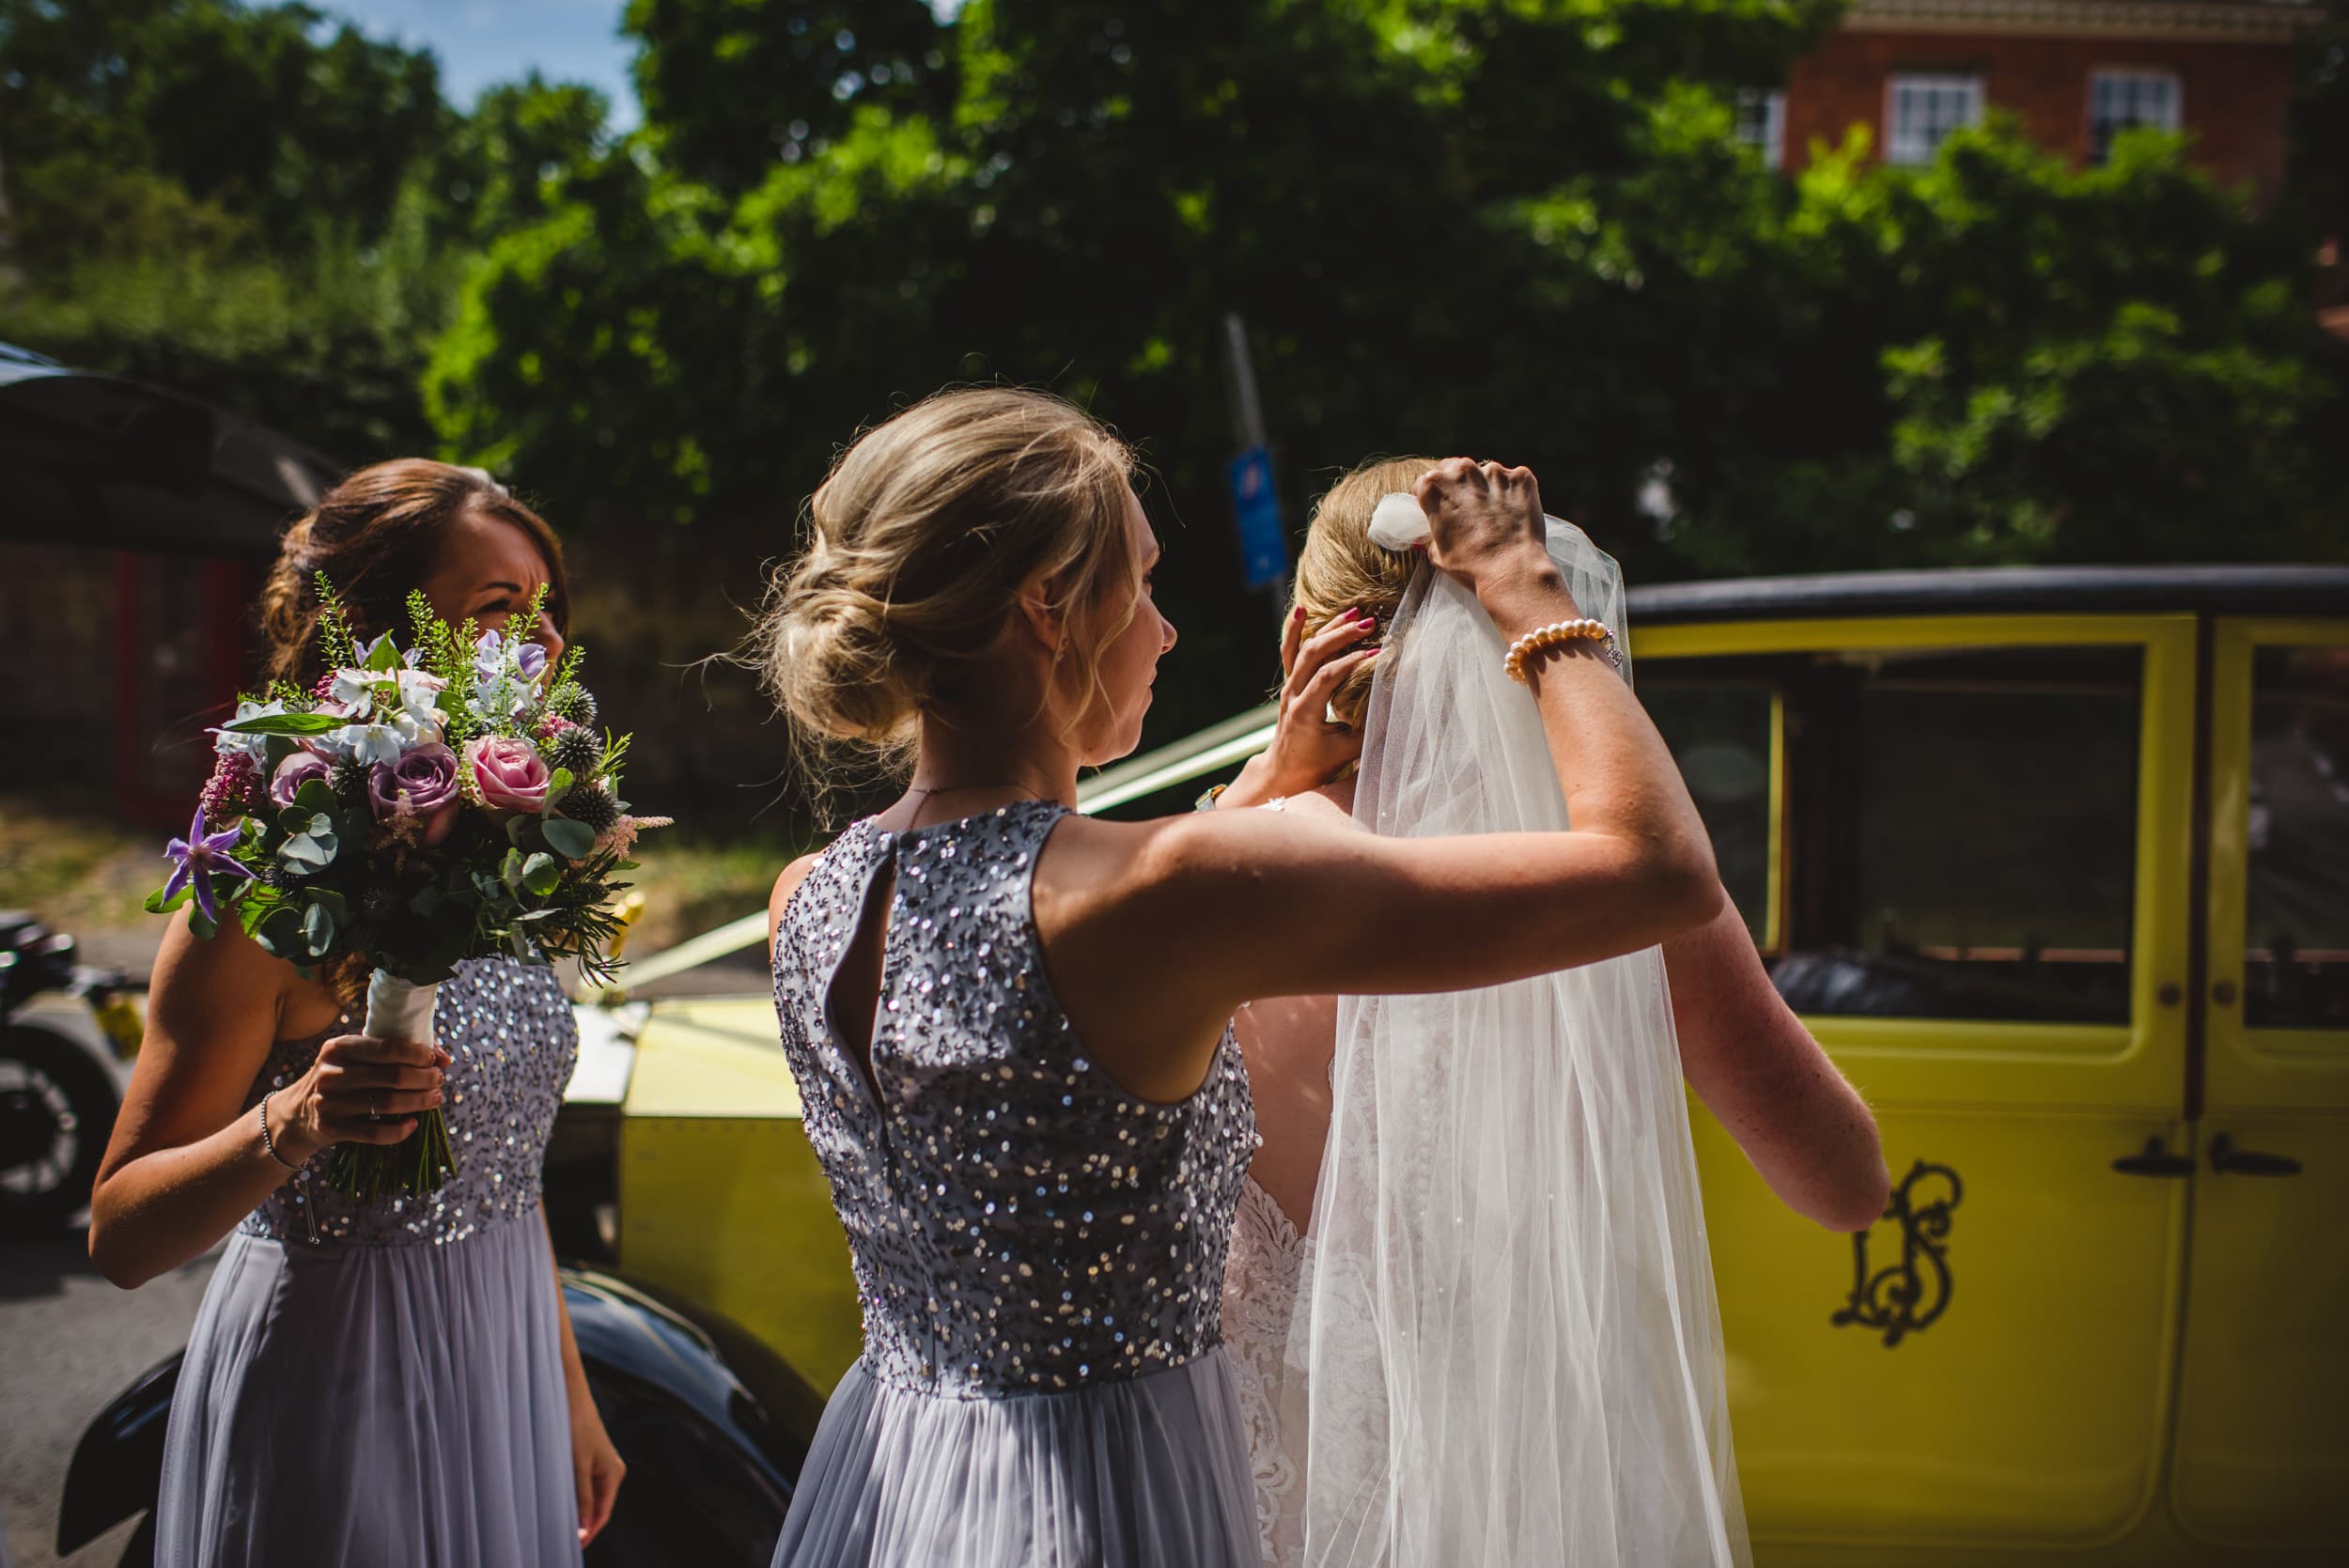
0 0 610 457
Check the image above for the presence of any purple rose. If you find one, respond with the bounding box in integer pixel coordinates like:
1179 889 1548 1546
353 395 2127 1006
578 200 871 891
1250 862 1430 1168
369 743 462 846
270 751 333 809
462 735 551 815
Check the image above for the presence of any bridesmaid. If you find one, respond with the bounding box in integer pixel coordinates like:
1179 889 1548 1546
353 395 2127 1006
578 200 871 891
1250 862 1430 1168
88 461 624 1567
755 389 1728 1566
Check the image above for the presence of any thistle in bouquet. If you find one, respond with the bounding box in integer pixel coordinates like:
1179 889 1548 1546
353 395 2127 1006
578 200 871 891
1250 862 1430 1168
148 575 668 1203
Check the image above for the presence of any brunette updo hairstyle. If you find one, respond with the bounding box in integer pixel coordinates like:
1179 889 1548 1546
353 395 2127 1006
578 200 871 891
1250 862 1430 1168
1292 456 1435 727
258 459 568 690
754 388 1140 773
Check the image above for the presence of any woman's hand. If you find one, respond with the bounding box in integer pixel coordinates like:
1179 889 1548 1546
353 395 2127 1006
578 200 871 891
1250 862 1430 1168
570 1391 627 1546
1414 459 1564 627
265 1032 448 1164
1222 607 1378 805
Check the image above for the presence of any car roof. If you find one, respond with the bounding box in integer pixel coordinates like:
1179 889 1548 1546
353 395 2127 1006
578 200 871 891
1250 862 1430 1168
1627 564 2349 626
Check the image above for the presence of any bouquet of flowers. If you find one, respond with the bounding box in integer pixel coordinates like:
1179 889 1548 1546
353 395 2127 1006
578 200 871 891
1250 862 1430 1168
148 577 664 1201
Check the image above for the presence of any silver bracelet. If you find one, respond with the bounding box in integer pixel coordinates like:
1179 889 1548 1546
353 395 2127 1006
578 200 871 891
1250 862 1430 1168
257 1092 302 1172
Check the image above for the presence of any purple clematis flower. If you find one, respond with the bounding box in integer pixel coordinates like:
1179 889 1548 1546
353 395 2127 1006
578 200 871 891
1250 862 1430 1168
163 805 256 925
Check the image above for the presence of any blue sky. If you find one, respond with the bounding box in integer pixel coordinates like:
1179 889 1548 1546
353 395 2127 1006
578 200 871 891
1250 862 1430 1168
327 1 643 129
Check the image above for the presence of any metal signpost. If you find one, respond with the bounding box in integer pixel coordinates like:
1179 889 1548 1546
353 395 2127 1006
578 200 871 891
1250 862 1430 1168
1221 313 1290 625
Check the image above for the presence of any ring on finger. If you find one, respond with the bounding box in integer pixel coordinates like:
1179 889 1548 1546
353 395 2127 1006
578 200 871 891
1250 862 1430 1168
367 1090 384 1124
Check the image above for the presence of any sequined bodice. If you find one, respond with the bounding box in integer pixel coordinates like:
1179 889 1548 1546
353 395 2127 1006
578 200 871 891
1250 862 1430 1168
772 800 1255 1399
240 957 578 1247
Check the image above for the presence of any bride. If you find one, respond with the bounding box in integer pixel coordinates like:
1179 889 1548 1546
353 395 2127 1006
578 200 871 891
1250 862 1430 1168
1210 458 1891 1567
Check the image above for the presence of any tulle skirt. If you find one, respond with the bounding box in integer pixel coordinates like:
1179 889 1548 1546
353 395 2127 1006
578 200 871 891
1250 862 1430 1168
156 1217 581 1568
772 1348 1260 1568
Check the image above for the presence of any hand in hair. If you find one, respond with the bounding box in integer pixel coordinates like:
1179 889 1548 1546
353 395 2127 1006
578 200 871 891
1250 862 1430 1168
1221 607 1377 807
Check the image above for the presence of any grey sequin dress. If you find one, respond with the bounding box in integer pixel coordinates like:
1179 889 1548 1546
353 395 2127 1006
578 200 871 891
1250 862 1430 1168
156 957 583 1568
770 801 1260 1568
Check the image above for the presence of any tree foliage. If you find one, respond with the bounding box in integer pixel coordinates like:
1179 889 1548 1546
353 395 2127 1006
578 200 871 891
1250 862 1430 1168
429 0 2344 598
0 0 608 455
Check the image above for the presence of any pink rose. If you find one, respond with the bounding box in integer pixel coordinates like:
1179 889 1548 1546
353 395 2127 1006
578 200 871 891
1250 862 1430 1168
462 735 551 815
270 751 334 808
369 743 462 847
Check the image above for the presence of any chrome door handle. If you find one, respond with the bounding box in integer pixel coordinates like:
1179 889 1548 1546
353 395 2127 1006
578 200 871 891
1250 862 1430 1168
2111 1136 2196 1177
2208 1135 2302 1176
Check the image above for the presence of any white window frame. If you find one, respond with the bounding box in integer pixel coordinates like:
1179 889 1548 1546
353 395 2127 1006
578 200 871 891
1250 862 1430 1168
1735 88 1788 172
1885 72 1984 167
2088 69 2183 165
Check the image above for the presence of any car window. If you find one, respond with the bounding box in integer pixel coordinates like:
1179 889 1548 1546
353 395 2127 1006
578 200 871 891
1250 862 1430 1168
1644 682 1779 951
2245 644 2349 1030
1650 645 2141 1025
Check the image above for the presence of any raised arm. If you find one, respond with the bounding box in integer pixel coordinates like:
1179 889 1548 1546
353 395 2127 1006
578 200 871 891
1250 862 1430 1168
1038 460 1723 1101
88 916 441 1288
1664 902 1890 1233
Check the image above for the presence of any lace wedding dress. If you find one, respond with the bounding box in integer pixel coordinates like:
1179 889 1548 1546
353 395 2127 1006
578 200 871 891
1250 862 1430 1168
1221 1177 1308 1565
1228 518 1750 1568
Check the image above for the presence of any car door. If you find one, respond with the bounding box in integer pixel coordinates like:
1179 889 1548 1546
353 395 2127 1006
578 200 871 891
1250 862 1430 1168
2170 618 2349 1552
1636 613 2199 1557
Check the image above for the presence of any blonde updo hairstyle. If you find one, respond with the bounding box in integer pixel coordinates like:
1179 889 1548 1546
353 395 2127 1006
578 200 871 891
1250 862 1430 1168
756 388 1142 777
1291 456 1436 727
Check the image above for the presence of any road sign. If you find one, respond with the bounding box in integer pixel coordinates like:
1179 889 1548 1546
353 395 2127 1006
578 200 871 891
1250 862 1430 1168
1229 444 1289 591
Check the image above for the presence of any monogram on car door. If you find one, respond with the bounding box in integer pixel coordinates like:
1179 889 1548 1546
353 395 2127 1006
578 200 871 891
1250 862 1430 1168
1640 612 2198 1557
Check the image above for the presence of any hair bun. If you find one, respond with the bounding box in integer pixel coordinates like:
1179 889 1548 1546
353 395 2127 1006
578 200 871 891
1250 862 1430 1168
774 588 925 744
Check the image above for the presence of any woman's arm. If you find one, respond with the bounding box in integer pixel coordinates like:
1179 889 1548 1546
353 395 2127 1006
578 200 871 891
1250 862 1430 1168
1664 902 1890 1232
1041 462 1723 1102
87 913 442 1288
543 1203 625 1545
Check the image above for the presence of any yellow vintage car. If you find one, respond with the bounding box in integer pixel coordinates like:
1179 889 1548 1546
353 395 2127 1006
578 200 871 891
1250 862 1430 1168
565 564 2348 1566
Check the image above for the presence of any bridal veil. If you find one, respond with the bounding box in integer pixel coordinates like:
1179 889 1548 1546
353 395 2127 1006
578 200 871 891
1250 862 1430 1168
1292 518 1750 1567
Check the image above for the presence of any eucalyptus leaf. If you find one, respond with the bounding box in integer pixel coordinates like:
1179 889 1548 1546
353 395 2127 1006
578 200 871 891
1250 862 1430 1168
294 779 339 815
541 816 596 861
521 852 561 897
187 907 219 941
302 901 334 956
279 823 338 868
543 768 574 813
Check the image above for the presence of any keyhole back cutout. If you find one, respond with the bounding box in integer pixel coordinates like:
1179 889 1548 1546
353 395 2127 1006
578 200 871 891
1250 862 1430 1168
820 847 896 1107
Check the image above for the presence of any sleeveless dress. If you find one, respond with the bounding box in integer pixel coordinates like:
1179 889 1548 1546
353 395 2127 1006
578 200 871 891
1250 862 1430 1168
768 800 1261 1568
156 957 583 1568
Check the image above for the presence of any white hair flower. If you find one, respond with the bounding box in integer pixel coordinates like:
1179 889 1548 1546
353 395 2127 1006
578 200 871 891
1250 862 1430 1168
1368 491 1431 551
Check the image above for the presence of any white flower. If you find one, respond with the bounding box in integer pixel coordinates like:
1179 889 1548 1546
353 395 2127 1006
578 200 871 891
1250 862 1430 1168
329 668 378 721
210 699 287 759
396 668 447 728
390 706 442 749
332 722 407 768
1368 492 1431 551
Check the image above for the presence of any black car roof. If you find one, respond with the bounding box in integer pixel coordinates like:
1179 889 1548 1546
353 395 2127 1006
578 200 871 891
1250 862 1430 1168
1626 564 2349 626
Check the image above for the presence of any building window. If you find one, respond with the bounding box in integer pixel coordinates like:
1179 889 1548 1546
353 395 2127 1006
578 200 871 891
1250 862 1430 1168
1886 72 1983 166
2089 70 2182 164
1735 89 1786 171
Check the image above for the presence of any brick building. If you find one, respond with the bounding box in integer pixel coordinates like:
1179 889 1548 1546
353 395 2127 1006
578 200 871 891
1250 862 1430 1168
1737 0 2325 209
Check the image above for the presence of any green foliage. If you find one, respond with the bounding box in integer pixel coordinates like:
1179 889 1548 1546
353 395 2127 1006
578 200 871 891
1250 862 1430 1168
8 0 2343 776
0 0 610 459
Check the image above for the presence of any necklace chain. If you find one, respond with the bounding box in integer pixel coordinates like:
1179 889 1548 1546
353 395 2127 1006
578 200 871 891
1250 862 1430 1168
900 778 1050 829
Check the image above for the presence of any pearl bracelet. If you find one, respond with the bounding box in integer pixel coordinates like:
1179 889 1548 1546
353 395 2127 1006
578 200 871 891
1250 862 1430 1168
1503 618 1623 683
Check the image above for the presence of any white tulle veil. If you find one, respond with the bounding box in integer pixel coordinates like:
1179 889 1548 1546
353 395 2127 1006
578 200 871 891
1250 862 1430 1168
1290 516 1750 1567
